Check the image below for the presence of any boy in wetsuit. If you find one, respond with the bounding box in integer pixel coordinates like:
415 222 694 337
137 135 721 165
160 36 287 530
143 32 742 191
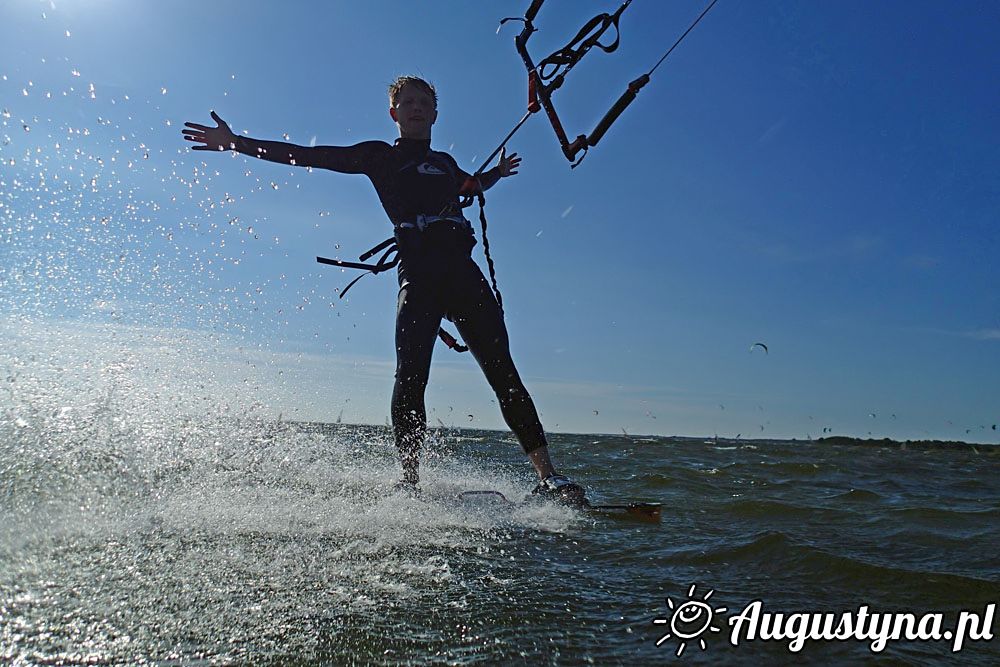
182 76 584 503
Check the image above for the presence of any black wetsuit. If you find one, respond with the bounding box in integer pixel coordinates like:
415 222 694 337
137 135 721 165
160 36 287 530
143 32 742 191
233 136 548 475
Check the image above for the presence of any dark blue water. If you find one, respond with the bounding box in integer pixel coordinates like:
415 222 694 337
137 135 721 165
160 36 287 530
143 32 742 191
2 396 998 665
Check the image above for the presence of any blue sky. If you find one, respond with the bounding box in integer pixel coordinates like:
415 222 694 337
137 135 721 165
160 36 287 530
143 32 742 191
2 0 998 442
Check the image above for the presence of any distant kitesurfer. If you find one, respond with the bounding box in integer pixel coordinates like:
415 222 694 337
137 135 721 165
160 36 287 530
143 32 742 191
182 76 584 504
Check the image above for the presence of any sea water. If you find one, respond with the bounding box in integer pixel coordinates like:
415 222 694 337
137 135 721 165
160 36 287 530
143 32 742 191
2 330 998 665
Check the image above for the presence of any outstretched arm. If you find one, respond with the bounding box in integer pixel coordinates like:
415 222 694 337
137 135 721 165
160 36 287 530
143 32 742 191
459 147 522 195
182 111 385 174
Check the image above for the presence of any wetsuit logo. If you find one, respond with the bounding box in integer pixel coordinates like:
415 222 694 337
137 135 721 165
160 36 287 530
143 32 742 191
416 162 447 175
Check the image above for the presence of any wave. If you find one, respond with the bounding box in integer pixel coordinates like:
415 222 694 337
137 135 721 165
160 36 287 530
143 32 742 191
888 505 1000 521
824 488 884 502
721 497 837 520
675 531 999 601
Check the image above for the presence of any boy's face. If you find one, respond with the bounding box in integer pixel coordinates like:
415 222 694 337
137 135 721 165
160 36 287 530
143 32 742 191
389 83 437 138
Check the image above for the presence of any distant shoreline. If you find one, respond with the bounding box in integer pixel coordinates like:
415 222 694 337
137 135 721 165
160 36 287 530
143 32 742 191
286 421 997 451
814 435 997 453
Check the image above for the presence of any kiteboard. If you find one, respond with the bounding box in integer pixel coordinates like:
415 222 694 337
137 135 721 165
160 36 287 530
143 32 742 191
457 490 662 523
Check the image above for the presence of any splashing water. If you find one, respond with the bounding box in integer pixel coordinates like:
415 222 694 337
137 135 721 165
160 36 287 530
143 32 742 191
3 9 999 665
1 317 580 664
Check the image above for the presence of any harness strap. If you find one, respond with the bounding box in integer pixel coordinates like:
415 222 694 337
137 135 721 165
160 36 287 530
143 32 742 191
316 234 470 353
396 214 472 232
358 236 396 262
316 240 399 298
436 328 469 353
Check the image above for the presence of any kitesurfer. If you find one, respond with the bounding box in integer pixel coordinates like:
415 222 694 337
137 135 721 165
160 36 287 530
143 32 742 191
182 76 584 504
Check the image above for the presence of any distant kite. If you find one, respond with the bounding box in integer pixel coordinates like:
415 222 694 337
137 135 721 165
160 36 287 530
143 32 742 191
750 342 768 354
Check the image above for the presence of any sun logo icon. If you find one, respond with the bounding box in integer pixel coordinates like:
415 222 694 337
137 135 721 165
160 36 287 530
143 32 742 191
653 584 728 657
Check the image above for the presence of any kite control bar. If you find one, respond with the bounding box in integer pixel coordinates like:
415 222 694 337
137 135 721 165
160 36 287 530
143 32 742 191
508 0 644 166
496 0 718 168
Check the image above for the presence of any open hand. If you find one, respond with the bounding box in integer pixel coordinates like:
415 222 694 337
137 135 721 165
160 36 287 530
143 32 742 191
497 147 521 177
182 111 237 151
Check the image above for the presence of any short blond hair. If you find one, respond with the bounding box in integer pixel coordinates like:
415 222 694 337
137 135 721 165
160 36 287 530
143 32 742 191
388 76 437 108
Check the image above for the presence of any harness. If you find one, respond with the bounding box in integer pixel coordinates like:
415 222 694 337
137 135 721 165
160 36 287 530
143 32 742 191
316 215 473 353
